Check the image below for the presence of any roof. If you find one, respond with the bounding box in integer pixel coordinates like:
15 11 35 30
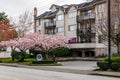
37 11 57 19
37 0 105 19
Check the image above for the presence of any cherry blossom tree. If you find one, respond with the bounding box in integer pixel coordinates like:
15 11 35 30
0 33 69 60
0 38 35 61
25 33 69 60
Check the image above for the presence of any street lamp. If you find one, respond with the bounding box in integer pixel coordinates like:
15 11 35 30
108 0 111 71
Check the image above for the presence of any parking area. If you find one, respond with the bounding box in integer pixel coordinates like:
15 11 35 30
50 61 98 70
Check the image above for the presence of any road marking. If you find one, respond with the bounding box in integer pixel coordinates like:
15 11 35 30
0 75 21 80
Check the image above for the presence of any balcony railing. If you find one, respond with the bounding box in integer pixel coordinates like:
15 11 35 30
44 20 56 29
77 13 95 22
68 37 96 44
77 28 96 36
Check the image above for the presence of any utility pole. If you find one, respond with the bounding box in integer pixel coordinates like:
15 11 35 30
108 0 111 71
34 7 37 33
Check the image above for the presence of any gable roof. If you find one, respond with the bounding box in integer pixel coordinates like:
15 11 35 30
37 0 105 19
37 10 57 19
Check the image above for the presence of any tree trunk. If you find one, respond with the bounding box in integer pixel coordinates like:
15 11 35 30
53 55 56 62
19 57 24 62
11 47 15 61
45 54 49 60
117 45 120 54
19 50 25 62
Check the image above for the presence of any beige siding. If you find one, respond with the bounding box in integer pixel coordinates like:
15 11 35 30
66 6 77 39
56 10 65 35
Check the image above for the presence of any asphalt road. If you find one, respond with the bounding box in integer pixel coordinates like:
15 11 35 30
0 66 119 80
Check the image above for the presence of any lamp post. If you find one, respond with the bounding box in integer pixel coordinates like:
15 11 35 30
108 0 111 71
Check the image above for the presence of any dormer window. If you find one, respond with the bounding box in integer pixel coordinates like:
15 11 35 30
50 5 57 12
86 0 93 3
51 8 56 12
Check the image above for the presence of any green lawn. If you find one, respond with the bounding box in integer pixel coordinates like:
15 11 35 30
0 58 61 66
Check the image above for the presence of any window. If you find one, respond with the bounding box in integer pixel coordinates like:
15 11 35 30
56 27 64 33
36 19 40 26
68 12 77 18
84 10 92 16
51 8 56 12
98 35 104 43
56 14 64 21
98 19 106 28
68 24 76 31
98 4 105 13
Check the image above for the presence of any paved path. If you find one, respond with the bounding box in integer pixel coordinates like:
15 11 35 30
0 66 120 80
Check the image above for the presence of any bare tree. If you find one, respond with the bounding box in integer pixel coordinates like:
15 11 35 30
97 1 120 54
11 11 33 38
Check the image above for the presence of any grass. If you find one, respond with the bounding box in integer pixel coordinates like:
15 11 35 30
0 58 61 66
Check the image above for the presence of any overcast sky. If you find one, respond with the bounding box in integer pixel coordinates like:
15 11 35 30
0 0 86 18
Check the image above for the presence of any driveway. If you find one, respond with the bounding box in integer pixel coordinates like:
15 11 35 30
50 61 98 70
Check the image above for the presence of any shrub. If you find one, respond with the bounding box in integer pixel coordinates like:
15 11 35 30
97 61 108 70
11 50 26 62
50 47 70 57
112 62 120 71
97 56 120 71
104 57 120 63
29 49 44 58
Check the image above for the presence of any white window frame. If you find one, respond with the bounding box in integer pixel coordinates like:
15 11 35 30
98 4 105 13
68 24 76 31
36 19 40 26
68 12 77 18
56 27 64 33
56 14 64 21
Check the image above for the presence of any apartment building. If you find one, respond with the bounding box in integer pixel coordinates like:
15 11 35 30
34 0 119 57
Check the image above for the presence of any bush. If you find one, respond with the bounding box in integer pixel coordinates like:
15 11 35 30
32 60 57 64
97 61 108 70
104 57 120 63
97 56 120 71
11 50 26 61
29 49 44 58
112 62 120 71
50 47 70 57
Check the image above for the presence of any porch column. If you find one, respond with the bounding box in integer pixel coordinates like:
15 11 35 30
82 50 85 57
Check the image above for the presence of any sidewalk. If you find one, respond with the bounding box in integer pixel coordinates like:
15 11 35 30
0 63 120 78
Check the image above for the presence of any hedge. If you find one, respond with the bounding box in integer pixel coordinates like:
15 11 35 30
97 57 120 71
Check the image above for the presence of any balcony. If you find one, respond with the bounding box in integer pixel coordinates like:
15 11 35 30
68 37 96 44
44 20 56 29
77 13 95 23
77 28 96 36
